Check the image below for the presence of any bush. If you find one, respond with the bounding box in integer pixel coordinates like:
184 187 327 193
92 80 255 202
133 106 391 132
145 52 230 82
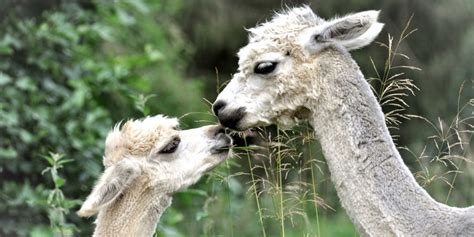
0 1 207 236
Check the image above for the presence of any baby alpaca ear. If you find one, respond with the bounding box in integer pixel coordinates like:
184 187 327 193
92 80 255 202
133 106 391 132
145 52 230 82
77 159 142 217
303 10 384 53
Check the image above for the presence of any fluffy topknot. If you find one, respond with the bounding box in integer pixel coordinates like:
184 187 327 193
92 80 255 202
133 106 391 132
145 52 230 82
247 5 324 43
103 115 179 167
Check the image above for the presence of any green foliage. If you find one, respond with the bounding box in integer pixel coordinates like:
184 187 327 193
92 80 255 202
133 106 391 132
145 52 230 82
40 152 80 236
0 0 207 236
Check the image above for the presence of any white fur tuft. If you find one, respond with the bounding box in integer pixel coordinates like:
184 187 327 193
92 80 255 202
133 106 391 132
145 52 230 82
247 5 323 43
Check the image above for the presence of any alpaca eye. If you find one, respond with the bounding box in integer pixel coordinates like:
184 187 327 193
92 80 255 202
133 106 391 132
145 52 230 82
254 61 278 75
159 137 181 154
313 34 323 42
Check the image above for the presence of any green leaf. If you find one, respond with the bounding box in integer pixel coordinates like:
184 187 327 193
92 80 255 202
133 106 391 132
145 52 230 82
50 153 64 162
30 225 54 237
0 72 12 86
0 110 19 127
15 77 37 91
116 8 136 26
0 147 17 159
195 210 209 221
126 0 149 14
47 190 56 204
41 155 55 166
51 169 66 188
0 33 19 55
164 208 184 224
145 44 164 61
63 199 82 209
57 159 74 166
54 177 65 188
19 129 34 144
132 93 157 116
0 45 13 55
180 188 208 197
91 23 115 41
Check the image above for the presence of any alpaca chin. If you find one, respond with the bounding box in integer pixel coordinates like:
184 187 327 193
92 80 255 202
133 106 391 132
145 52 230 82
275 116 297 130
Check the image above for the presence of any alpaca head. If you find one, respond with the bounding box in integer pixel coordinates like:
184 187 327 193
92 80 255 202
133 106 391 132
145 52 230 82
213 6 383 131
78 115 231 217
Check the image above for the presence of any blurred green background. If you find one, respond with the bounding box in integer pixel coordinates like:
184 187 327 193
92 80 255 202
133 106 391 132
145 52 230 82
0 0 472 236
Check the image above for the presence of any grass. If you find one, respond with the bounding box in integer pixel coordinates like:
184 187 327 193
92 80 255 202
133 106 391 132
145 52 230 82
245 139 267 237
225 125 335 236
368 14 420 135
400 81 473 206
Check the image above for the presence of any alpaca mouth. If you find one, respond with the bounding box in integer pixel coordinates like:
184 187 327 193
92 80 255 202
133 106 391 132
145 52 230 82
210 133 232 154
214 145 231 153
227 129 257 147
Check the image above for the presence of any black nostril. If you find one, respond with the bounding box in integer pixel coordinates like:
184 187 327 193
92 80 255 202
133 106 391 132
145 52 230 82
212 101 226 116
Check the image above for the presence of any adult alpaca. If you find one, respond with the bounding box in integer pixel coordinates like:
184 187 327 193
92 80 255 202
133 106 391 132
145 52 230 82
213 6 474 236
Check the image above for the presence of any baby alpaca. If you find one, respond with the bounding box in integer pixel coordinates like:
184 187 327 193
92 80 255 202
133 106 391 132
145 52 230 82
78 115 232 237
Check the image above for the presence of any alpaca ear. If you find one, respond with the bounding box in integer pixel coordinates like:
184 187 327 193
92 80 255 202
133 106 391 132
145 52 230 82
77 159 141 217
302 10 384 53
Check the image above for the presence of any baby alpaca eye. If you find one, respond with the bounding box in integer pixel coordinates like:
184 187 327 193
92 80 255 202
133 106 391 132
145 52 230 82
159 137 181 154
254 61 278 75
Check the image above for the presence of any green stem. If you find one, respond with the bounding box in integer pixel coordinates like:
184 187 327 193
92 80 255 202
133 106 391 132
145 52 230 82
225 159 234 237
247 152 267 237
276 128 285 237
309 153 321 236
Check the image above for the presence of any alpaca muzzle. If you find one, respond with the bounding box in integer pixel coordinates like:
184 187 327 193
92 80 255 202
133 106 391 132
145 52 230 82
212 100 247 130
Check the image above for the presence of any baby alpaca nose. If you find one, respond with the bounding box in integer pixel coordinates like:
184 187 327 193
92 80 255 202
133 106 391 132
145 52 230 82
215 127 226 136
212 100 226 117
208 125 226 137
210 125 232 146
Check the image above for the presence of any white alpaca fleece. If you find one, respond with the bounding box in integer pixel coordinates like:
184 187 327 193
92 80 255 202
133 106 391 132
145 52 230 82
78 115 231 237
214 6 474 236
103 115 179 167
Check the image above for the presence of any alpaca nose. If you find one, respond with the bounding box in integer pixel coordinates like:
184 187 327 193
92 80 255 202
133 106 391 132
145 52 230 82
210 125 232 145
212 101 246 130
208 125 226 137
214 126 227 137
212 100 226 117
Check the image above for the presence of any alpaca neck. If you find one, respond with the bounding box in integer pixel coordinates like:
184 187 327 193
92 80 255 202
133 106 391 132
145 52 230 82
93 185 172 237
308 48 471 236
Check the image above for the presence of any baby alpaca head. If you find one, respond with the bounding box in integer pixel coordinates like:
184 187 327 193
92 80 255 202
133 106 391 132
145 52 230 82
213 6 383 130
78 115 231 217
